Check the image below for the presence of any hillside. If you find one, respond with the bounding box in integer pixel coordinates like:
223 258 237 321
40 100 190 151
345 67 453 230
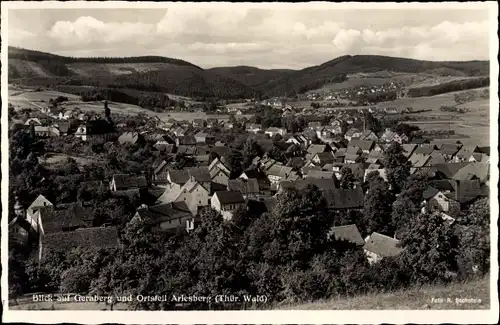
257 55 489 97
207 66 295 87
8 47 489 99
280 275 490 310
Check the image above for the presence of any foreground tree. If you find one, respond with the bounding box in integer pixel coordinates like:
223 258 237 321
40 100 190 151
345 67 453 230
383 142 411 194
363 176 395 236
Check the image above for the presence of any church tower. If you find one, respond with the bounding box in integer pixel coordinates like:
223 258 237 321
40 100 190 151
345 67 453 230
14 196 25 219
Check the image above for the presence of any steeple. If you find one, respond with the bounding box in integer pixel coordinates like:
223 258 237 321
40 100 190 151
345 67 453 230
104 100 112 123
14 196 25 218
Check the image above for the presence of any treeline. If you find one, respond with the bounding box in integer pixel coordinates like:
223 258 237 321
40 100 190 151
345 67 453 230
8 46 201 69
359 90 397 104
54 86 179 111
407 77 490 97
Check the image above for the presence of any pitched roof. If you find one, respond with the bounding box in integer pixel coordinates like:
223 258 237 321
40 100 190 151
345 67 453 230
307 144 327 155
433 163 470 178
214 191 245 205
438 143 462 156
118 132 142 145
227 178 260 194
305 170 335 180
422 186 441 200
28 194 53 211
452 163 489 183
323 187 364 209
314 152 335 165
409 153 431 168
348 139 375 152
328 224 364 246
429 152 447 165
280 178 338 191
137 202 192 224
177 135 197 145
402 144 418 157
42 227 119 256
363 232 403 257
112 174 148 190
413 144 435 155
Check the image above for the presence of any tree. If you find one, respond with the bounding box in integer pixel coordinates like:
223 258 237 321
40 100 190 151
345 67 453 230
363 176 395 236
383 142 411 193
242 139 263 168
226 150 244 178
398 212 460 284
339 167 355 189
457 198 490 277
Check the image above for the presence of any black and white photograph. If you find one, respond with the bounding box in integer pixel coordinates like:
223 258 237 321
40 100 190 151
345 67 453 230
1 1 498 324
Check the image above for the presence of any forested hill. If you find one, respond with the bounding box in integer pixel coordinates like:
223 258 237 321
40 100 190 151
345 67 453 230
8 46 202 69
8 47 489 99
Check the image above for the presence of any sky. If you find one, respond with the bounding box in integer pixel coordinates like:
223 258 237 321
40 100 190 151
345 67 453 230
6 3 493 70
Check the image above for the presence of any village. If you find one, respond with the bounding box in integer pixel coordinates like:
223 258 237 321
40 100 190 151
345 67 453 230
9 94 490 270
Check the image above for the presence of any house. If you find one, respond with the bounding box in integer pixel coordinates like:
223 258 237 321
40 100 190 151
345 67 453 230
348 139 375 154
304 170 335 180
109 174 148 191
409 153 431 168
311 152 335 166
24 118 42 126
210 191 246 220
74 119 116 142
413 144 436 156
327 224 365 246
209 158 231 186
266 164 299 191
306 144 330 160
451 163 490 184
154 142 175 153
34 125 60 138
58 110 75 120
344 146 363 164
363 232 403 264
192 119 205 128
428 151 447 165
39 227 119 261
239 169 272 194
176 135 197 147
132 202 195 233
171 127 186 137
52 121 70 136
177 145 196 156
344 128 363 141
468 153 490 163
27 194 54 217
379 129 407 144
279 178 338 194
323 187 364 210
354 130 379 141
194 132 213 144
118 132 145 145
9 216 34 246
438 143 462 159
422 187 461 218
265 127 287 137
156 176 211 215
402 144 418 158
365 151 383 165
227 178 260 198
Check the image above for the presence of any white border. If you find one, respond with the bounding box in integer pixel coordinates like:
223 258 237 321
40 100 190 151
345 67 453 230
1 2 498 324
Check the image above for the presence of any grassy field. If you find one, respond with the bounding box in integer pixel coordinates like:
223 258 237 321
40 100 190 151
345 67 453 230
279 275 491 310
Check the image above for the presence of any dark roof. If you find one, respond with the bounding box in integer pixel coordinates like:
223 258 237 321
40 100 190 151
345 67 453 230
54 121 70 133
314 152 335 164
154 143 175 153
9 216 32 232
42 227 119 256
422 186 440 200
214 191 245 205
177 145 196 155
323 187 364 209
186 167 211 183
438 143 462 156
348 139 375 152
305 170 335 180
112 174 148 190
280 178 338 192
477 146 490 155
43 204 94 233
364 232 403 257
82 119 115 135
328 224 365 246
210 146 231 158
452 163 489 183
136 202 192 224
413 145 435 155
433 163 470 178
228 178 260 194
177 135 197 145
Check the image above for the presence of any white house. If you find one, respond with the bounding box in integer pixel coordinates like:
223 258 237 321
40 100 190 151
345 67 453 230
210 191 246 221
